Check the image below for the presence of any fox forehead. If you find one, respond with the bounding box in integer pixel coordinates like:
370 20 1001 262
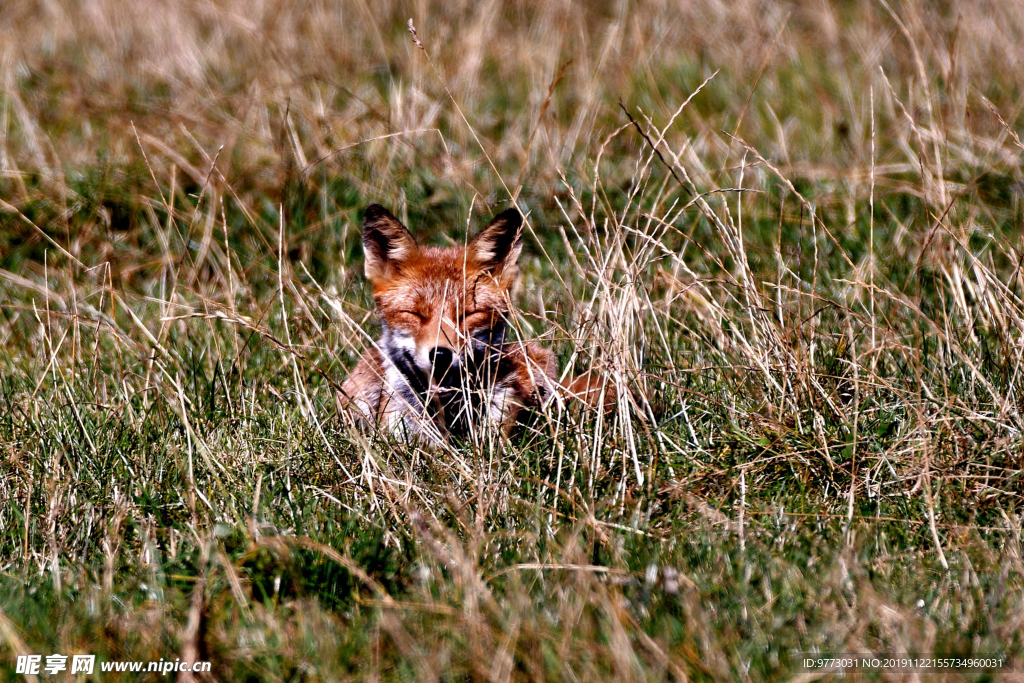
373 245 509 314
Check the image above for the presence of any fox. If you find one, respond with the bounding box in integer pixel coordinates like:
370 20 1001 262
337 204 562 444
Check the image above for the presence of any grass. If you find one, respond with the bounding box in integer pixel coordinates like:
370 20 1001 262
1 0 1024 680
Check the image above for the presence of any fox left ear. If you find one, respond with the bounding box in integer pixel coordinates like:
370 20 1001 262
362 204 418 284
468 208 523 287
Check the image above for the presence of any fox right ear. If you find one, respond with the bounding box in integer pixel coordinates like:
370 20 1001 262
362 204 418 283
467 208 523 288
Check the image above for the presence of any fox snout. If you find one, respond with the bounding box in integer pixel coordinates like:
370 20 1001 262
412 314 464 383
407 315 506 387
427 346 456 382
382 306 507 390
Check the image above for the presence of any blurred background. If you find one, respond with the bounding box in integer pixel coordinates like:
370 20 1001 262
3 0 1021 266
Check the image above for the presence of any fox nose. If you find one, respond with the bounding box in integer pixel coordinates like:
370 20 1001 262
428 347 456 380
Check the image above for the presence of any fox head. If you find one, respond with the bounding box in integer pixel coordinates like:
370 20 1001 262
361 204 523 390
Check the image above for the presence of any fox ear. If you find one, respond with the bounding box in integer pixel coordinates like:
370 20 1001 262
362 204 418 283
468 208 523 287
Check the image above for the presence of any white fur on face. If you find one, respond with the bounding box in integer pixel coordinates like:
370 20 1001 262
415 345 431 373
383 328 419 364
390 332 416 355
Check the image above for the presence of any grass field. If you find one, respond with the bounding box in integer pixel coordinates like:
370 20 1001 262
2 0 1024 680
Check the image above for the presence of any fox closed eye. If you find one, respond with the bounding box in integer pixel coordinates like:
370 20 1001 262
398 310 427 323
461 310 494 324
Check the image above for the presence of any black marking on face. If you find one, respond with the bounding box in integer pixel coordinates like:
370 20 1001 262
397 349 429 396
469 317 506 370
436 385 471 438
382 324 429 406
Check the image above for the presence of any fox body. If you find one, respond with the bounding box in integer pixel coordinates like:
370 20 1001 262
338 204 558 444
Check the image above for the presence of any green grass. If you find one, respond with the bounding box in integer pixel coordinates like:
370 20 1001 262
1 0 1024 680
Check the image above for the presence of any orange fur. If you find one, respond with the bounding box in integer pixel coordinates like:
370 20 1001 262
338 205 559 444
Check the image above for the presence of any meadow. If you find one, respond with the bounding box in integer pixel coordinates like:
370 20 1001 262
1 0 1023 680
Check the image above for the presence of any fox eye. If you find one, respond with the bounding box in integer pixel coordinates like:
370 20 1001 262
462 310 493 325
398 310 426 323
